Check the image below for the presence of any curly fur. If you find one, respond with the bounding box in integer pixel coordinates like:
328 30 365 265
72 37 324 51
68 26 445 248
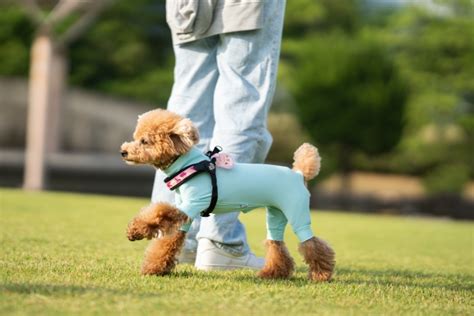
141 231 186 275
258 240 295 279
127 202 188 241
298 237 336 282
292 143 321 182
122 110 336 281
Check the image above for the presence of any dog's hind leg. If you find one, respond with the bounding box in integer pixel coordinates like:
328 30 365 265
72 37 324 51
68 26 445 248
258 207 295 279
141 231 186 275
298 236 335 282
258 240 295 279
284 198 335 282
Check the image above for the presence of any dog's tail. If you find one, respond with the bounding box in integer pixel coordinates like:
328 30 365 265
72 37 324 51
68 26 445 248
292 143 321 182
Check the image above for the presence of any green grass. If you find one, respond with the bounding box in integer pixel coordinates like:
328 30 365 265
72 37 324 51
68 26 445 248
0 188 473 315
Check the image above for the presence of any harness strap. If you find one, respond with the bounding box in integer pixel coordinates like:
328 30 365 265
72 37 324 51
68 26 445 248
163 147 222 217
202 161 217 217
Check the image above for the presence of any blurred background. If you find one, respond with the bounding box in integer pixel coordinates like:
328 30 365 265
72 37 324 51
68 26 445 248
0 0 472 219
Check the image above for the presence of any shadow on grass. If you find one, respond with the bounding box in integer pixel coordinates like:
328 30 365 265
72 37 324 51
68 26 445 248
172 266 333 286
313 266 473 291
0 282 158 298
171 265 473 291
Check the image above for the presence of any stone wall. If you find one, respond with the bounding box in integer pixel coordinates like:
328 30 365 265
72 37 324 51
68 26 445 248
0 77 152 152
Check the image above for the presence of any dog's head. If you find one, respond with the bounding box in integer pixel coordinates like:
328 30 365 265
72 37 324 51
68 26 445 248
120 109 199 169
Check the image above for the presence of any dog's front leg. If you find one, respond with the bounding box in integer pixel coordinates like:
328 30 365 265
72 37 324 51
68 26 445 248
125 202 189 275
127 202 188 241
141 230 186 275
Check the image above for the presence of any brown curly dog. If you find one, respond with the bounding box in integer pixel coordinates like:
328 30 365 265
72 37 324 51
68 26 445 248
122 109 335 281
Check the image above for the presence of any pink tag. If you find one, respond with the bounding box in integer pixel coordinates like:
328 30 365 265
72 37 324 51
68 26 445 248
213 153 234 169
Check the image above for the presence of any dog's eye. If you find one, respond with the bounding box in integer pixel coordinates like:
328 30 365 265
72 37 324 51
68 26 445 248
140 138 148 145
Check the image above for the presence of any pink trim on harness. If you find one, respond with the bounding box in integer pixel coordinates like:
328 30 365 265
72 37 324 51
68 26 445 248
165 153 234 190
166 166 198 190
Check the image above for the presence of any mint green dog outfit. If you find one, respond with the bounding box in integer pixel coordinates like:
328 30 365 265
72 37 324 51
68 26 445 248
163 147 314 242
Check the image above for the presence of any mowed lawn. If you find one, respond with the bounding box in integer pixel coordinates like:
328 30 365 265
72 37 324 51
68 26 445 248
0 188 473 315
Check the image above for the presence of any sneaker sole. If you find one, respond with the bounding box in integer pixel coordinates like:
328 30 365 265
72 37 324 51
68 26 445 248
195 264 262 271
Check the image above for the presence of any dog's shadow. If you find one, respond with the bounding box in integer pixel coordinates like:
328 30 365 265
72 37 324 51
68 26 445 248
173 265 471 291
172 265 326 287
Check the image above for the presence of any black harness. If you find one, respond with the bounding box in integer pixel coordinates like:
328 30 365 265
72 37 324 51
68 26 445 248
163 147 222 217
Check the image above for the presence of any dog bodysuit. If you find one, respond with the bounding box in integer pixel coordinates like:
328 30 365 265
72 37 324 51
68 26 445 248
163 147 314 242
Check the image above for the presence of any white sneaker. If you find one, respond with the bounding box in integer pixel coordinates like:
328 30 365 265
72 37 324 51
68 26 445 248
194 238 265 271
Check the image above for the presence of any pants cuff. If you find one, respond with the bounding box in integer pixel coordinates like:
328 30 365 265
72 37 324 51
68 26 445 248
267 229 285 241
294 226 314 242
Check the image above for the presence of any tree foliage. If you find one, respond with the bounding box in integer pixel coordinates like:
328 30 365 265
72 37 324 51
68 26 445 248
282 0 407 175
0 6 33 75
68 0 174 105
0 0 174 105
284 34 406 156
368 2 474 193
281 0 473 193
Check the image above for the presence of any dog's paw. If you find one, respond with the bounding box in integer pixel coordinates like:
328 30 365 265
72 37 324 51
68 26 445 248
141 263 171 276
141 260 175 276
126 223 144 241
258 268 293 279
308 269 334 282
126 218 157 241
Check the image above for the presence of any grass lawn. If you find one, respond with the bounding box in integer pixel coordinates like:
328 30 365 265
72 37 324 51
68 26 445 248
1 188 473 315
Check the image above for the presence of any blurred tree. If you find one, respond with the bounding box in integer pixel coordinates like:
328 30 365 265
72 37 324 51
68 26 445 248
0 0 173 105
283 33 407 194
359 2 474 194
283 0 473 197
0 6 33 75
69 0 174 105
281 0 408 187
284 0 360 38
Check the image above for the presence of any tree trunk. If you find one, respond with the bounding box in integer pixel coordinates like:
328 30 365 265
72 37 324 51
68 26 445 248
23 33 55 190
22 0 109 191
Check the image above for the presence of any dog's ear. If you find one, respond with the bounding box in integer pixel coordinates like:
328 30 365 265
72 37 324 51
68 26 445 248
170 118 200 153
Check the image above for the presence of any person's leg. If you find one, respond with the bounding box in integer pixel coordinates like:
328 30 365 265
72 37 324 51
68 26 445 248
167 36 219 149
210 0 286 160
152 36 219 259
197 0 286 247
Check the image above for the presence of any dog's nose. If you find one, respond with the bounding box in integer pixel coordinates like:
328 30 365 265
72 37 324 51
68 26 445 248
121 150 128 158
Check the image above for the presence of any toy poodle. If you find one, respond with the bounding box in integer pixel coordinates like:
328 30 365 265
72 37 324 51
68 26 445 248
121 109 335 281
